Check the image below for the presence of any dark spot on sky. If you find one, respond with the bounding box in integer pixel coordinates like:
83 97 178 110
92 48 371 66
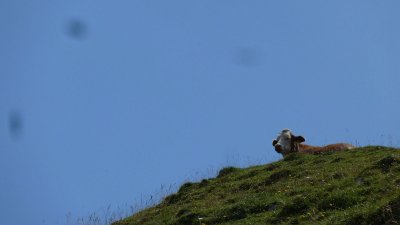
67 19 88 40
9 111 23 139
233 46 262 67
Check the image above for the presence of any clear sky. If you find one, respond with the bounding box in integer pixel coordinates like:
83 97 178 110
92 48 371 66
1 1 400 225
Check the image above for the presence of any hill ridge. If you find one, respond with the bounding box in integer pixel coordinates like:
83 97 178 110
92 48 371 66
113 146 400 225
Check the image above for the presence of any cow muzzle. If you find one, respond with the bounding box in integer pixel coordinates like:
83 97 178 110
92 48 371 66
274 144 283 153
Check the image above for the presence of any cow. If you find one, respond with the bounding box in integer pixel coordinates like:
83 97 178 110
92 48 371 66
272 129 354 157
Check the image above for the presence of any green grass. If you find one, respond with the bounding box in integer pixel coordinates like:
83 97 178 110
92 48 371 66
112 146 400 225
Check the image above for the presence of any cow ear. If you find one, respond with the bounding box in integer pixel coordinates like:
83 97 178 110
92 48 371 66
293 136 305 143
272 140 278 146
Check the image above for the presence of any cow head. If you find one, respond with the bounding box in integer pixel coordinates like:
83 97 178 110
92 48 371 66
272 129 305 156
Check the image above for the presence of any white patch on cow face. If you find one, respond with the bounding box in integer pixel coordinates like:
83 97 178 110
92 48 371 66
274 129 293 155
273 129 306 156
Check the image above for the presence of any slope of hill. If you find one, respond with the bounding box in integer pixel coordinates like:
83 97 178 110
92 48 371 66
112 146 400 225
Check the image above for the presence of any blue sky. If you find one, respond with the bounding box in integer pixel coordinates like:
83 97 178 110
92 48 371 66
1 1 400 225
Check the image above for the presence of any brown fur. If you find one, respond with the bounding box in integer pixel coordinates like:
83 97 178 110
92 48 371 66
296 143 354 154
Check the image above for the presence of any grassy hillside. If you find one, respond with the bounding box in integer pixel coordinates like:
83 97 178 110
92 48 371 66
112 146 400 225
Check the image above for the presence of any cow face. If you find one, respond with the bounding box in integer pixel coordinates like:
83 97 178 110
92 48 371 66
272 129 305 156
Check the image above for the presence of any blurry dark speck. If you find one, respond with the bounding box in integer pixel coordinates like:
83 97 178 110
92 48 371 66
233 47 262 67
9 111 23 139
67 19 87 39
